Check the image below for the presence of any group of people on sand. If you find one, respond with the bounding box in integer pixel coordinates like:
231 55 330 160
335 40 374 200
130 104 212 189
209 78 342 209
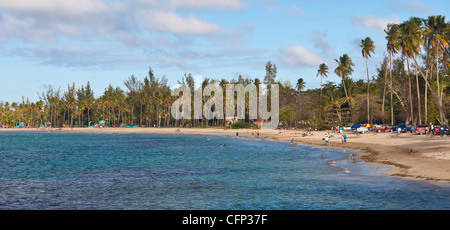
302 127 314 137
330 126 344 134
322 132 347 145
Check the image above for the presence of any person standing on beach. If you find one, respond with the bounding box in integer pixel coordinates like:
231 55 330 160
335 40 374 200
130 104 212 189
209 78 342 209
324 134 329 145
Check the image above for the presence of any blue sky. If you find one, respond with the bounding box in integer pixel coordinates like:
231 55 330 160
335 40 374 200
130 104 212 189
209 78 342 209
0 0 448 102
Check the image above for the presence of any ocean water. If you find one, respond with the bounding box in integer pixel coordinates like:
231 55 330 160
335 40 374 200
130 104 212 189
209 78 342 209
0 131 449 210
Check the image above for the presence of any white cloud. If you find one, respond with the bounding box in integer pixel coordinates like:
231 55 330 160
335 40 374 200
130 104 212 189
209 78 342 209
283 5 313 17
0 0 229 42
0 0 108 16
142 11 223 35
353 14 401 33
0 0 246 71
279 44 324 68
167 0 246 11
160 56 199 72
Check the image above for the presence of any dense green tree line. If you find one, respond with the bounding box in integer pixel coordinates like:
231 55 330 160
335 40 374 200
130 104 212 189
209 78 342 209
0 15 449 128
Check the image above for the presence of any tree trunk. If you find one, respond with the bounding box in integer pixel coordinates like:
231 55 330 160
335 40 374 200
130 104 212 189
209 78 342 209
140 103 143 126
415 66 421 125
406 58 414 125
425 73 428 124
413 58 447 125
382 60 387 124
436 48 440 103
320 76 323 100
342 78 352 121
366 58 370 124
390 53 394 126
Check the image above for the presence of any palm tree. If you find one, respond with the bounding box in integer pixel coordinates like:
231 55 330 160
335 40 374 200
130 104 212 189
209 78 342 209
316 63 329 100
396 19 423 124
399 17 449 125
296 78 306 94
425 15 449 123
334 54 355 115
385 23 399 125
360 37 376 123
410 17 424 125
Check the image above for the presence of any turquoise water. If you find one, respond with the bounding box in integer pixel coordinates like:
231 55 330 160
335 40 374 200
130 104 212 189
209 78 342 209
0 131 449 210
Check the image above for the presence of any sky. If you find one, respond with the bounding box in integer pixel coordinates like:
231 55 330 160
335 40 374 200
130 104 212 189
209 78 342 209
0 0 448 103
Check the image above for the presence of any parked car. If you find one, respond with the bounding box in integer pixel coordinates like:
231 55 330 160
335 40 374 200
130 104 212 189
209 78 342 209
373 124 384 132
391 123 407 133
404 125 413 133
343 125 352 131
383 125 392 131
438 125 449 136
357 126 369 134
415 125 429 135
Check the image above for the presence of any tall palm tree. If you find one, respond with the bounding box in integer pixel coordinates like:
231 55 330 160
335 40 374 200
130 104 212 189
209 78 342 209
396 19 423 124
316 63 329 100
401 17 449 125
385 23 399 125
425 15 449 122
360 37 376 123
410 17 424 125
334 54 355 115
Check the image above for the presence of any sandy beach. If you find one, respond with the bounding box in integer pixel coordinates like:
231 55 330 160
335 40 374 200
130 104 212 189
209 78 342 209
2 127 450 183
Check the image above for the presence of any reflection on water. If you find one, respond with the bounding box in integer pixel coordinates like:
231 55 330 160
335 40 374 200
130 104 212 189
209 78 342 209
0 132 449 210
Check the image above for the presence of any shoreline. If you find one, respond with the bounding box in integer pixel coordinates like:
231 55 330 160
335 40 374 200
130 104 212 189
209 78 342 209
2 127 450 184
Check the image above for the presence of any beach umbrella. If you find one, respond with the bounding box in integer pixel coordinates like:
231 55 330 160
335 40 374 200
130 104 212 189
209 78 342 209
365 124 372 128
99 120 106 124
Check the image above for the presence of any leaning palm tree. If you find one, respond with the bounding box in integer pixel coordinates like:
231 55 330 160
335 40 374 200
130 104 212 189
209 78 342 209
425 15 449 120
316 63 329 100
385 23 399 125
334 54 355 114
398 17 448 125
360 37 376 123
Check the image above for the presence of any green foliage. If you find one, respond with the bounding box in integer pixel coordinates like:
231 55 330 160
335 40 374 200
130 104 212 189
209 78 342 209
318 124 332 131
231 121 251 129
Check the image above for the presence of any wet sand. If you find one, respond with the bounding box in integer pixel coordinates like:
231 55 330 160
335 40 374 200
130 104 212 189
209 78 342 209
2 127 450 183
